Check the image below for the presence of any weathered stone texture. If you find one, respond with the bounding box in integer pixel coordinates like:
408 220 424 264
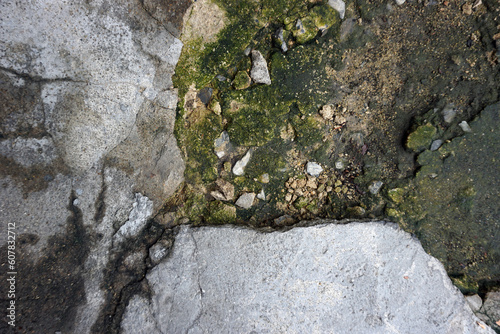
123 222 494 334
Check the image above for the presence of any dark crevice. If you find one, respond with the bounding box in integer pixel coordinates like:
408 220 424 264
90 220 178 334
0 66 87 84
93 169 107 224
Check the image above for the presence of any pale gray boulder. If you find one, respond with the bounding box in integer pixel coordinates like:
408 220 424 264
138 222 493 334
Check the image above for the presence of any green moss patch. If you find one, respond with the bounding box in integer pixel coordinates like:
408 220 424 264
406 124 437 152
387 103 500 291
227 108 277 146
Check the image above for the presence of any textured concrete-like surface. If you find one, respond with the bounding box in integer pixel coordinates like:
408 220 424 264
0 0 186 332
136 222 493 334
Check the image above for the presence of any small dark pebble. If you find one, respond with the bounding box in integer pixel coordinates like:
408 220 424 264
198 87 213 105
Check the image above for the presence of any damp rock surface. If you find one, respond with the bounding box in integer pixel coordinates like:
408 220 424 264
138 222 493 334
0 0 188 332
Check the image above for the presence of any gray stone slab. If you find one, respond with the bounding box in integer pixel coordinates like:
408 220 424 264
142 222 493 334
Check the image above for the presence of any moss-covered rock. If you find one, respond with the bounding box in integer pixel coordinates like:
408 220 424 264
406 124 437 152
205 201 237 224
232 71 252 90
388 103 500 290
310 4 340 31
291 16 318 44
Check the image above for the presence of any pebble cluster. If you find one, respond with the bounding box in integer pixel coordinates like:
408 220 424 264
283 169 356 215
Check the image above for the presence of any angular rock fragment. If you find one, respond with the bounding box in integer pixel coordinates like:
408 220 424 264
466 294 483 312
442 104 457 123
319 105 335 121
235 192 255 209
257 189 266 200
459 121 472 133
306 162 323 177
259 173 270 184
210 179 235 201
368 181 383 195
233 149 252 175
250 50 271 85
214 131 230 158
273 27 289 53
113 193 154 245
430 139 443 151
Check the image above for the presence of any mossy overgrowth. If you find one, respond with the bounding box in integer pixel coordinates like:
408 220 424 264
405 123 437 152
170 0 500 296
172 0 344 225
385 103 500 293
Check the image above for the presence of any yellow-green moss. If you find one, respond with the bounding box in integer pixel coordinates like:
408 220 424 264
205 201 237 225
450 276 480 295
388 188 405 204
227 107 277 146
310 4 340 31
172 0 344 224
406 124 437 152
232 71 252 90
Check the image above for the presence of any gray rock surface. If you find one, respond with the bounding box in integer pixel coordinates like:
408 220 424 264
0 137 57 167
113 193 154 245
479 291 500 331
233 149 252 175
466 294 483 313
306 161 324 176
0 0 187 332
250 50 271 85
1 1 498 333
0 174 73 260
235 192 256 209
136 222 493 334
121 295 160 334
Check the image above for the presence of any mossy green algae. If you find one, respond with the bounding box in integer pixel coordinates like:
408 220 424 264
172 0 343 225
386 103 500 292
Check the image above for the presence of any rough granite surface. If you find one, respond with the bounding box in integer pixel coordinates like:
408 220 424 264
121 222 494 334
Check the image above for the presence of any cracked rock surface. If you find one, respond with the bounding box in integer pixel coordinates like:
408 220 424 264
124 222 493 334
1 0 499 333
0 0 187 332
